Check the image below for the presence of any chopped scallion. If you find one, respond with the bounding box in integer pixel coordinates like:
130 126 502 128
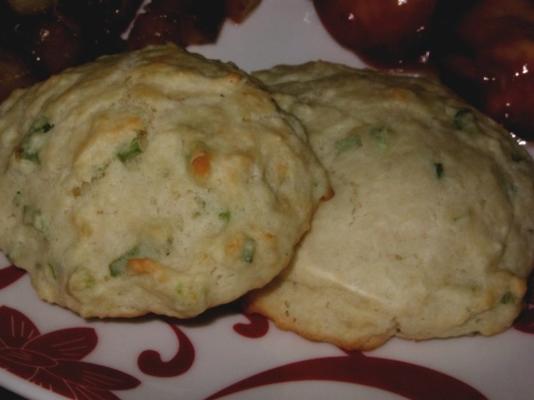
30 116 54 134
218 210 231 223
19 116 54 163
47 263 57 280
369 126 391 150
500 292 515 304
241 237 256 263
109 246 140 277
22 205 47 234
117 133 144 163
434 162 444 179
335 135 362 154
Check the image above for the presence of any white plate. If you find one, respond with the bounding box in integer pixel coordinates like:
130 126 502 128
1 1 533 399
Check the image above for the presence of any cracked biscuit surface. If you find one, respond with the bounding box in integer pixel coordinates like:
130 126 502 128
0 45 329 318
248 62 534 349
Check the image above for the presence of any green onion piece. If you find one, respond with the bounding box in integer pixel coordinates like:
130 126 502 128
71 267 96 289
47 263 57 280
29 116 54 134
453 108 478 133
434 162 444 179
175 282 183 295
218 210 231 223
20 149 40 163
335 135 362 154
117 135 143 163
109 246 140 277
369 126 391 150
500 292 515 304
19 116 54 163
241 237 256 263
22 205 47 233
84 273 96 288
13 191 22 207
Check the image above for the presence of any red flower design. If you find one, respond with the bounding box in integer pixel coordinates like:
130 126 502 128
137 321 195 377
0 306 140 399
233 313 269 338
0 265 25 290
205 351 487 400
515 272 534 333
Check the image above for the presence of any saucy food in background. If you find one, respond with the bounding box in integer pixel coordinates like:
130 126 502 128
433 0 534 142
0 0 259 97
313 0 534 141
313 0 438 69
0 0 533 140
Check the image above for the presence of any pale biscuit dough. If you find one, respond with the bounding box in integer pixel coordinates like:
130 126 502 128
248 62 534 349
0 45 329 318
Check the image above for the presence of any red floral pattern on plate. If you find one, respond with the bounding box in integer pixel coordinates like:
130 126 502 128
233 313 269 338
0 265 25 290
0 260 531 399
137 320 195 377
204 350 487 400
0 306 140 400
514 272 534 333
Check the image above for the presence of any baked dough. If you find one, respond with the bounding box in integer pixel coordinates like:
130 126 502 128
248 62 534 349
0 45 329 318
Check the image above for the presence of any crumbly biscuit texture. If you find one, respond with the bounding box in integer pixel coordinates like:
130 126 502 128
0 45 329 318
248 62 534 349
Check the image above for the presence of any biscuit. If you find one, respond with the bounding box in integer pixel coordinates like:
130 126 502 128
0 45 329 318
248 62 534 349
